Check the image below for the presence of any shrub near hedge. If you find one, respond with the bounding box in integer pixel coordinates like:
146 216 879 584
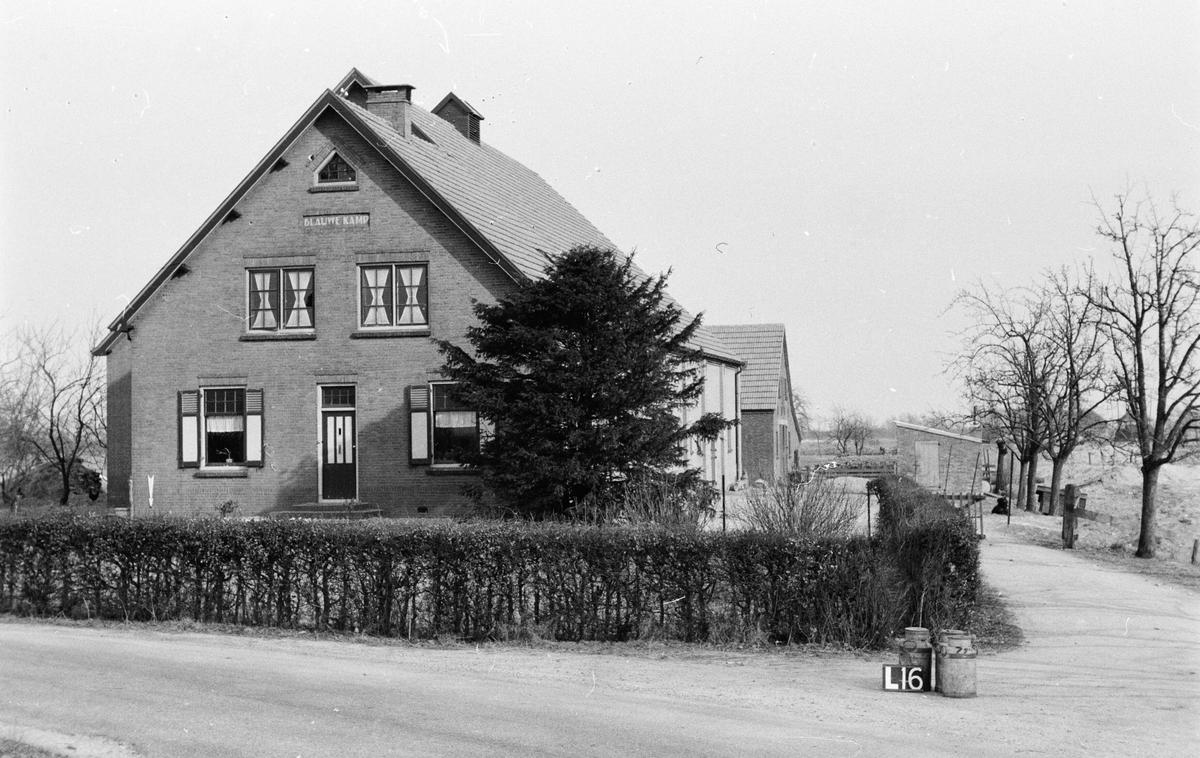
0 508 978 648
867 475 981 632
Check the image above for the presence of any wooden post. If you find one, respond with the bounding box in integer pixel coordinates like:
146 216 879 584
868 488 875 536
1006 448 1013 526
1062 484 1077 549
1192 539 1198 565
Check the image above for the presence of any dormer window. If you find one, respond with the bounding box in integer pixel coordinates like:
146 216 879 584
316 153 356 185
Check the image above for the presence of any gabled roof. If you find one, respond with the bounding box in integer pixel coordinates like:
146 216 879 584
707 324 791 411
95 69 740 364
333 67 378 93
432 92 484 119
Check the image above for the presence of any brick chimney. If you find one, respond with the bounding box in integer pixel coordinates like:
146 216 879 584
364 84 415 135
432 92 484 144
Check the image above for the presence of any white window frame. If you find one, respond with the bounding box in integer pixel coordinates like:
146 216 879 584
356 263 429 330
201 386 247 469
313 151 357 188
246 267 316 333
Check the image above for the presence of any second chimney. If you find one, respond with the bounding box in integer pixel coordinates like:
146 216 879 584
432 92 484 144
364 84 415 135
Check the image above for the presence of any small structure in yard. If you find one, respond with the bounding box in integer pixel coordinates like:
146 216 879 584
893 421 987 494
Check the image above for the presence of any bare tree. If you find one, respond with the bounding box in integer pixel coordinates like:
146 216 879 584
0 353 41 510
3 323 106 506
953 284 1053 511
895 409 974 434
1084 193 1200 558
791 386 810 443
1036 267 1114 515
830 406 873 455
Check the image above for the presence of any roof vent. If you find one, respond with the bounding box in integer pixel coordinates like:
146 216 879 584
363 84 415 135
432 92 484 144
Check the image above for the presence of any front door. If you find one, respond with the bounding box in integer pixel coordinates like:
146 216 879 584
320 386 356 500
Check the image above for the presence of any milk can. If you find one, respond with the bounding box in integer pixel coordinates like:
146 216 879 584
896 627 934 691
935 629 977 698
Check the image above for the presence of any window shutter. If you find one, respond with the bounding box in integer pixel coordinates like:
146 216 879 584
245 389 264 466
179 391 200 468
408 385 430 465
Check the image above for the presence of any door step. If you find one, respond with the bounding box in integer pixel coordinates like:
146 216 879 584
270 502 382 520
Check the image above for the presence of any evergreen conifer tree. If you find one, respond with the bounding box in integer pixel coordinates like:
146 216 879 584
437 245 727 518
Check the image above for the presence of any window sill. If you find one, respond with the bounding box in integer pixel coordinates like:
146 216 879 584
308 183 358 193
240 332 317 342
351 328 431 339
194 468 249 479
425 466 481 477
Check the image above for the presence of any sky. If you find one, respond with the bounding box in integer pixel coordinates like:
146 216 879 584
2 0 1198 424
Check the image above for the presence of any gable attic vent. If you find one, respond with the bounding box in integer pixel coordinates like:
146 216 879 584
363 84 415 135
432 92 484 144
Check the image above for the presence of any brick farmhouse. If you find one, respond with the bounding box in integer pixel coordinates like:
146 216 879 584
94 69 767 517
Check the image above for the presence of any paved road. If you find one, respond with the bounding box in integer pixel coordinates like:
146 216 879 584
2 519 1198 757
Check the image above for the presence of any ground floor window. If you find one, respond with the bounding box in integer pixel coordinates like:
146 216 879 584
179 387 264 468
205 388 245 464
432 384 480 465
408 383 489 466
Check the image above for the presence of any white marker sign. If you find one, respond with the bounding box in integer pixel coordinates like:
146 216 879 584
882 665 928 692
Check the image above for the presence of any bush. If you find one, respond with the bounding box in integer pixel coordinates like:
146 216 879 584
608 471 716 531
742 478 860 538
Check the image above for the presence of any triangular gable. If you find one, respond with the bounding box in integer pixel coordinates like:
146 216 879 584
94 86 525 355
334 67 378 94
708 324 790 409
432 91 484 119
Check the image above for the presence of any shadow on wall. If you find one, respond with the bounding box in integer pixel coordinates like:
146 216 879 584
264 407 480 517
270 454 318 513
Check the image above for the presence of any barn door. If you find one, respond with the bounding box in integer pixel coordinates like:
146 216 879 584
320 386 356 500
915 441 940 489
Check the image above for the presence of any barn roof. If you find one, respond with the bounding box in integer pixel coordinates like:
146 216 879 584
707 324 792 411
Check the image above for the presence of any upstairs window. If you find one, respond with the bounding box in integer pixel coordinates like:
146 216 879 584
316 153 356 184
248 268 314 332
359 264 428 328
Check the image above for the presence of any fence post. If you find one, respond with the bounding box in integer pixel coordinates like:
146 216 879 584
1062 484 1077 549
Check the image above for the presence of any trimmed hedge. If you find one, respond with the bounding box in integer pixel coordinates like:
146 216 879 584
0 505 979 647
868 475 981 632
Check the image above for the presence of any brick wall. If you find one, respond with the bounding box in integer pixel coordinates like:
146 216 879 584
895 424 986 494
115 113 516 517
104 342 132 507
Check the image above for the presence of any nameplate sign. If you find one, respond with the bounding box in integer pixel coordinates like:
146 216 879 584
302 213 369 229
